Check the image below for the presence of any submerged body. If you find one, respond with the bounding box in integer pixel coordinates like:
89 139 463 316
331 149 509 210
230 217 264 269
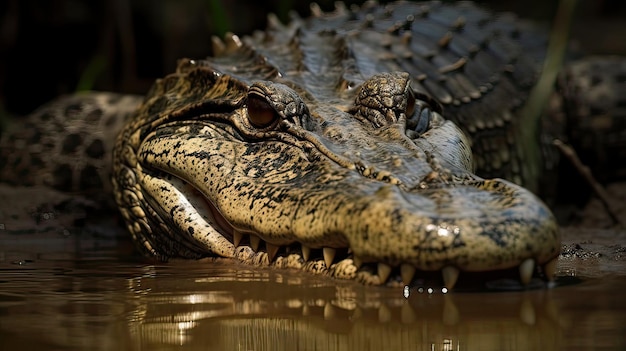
1 2 567 287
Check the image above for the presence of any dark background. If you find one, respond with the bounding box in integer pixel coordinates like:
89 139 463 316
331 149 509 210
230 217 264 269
1 0 625 118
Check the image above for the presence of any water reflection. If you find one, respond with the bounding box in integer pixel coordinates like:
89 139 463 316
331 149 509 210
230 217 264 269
1 233 625 350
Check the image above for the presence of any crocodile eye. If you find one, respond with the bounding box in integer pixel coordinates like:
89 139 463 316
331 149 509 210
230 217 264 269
247 93 279 128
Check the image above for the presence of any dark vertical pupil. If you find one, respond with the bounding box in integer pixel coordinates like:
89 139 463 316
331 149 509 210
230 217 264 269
247 94 278 127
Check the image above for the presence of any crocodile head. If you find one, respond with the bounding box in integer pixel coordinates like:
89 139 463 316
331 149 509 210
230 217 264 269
113 3 560 288
113 60 558 288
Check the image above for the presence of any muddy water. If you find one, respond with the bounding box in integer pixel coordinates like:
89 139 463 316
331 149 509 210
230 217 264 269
1 229 625 351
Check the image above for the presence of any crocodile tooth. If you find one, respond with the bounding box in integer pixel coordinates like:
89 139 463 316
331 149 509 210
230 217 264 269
323 247 336 267
266 243 279 261
352 256 362 269
400 263 416 285
542 257 558 281
377 263 392 282
442 266 460 289
250 235 261 252
232 230 243 247
519 258 535 285
301 245 311 261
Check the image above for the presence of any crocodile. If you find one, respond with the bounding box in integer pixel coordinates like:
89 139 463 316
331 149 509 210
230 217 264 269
7 0 614 288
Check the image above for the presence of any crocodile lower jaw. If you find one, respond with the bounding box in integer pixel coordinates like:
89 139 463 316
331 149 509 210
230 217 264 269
194 191 559 289
222 233 559 289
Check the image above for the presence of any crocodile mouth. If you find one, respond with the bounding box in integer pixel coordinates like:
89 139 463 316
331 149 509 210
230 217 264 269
176 175 559 289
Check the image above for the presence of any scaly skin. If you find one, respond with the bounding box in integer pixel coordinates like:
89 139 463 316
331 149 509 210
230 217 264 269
112 2 560 287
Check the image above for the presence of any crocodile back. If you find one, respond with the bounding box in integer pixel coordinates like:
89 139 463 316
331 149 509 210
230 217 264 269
209 1 549 187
